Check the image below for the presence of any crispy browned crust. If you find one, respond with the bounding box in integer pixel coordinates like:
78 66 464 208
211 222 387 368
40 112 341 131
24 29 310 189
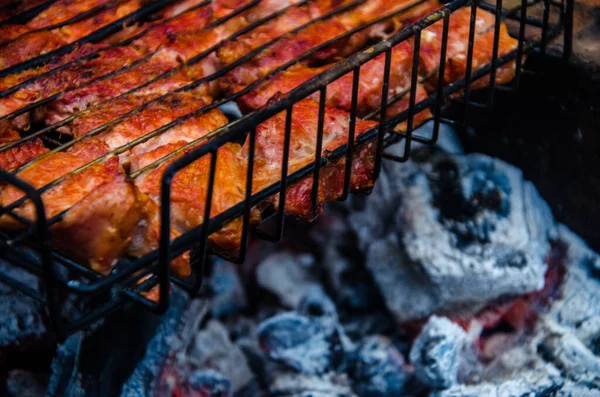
0 139 144 274
131 141 247 261
419 7 519 91
237 40 432 129
27 0 115 30
246 98 378 219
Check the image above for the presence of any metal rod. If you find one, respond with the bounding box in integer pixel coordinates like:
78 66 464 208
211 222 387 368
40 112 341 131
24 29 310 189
514 0 528 87
373 48 392 178
311 88 327 218
340 67 360 200
432 13 450 143
562 0 573 61
487 0 504 107
462 0 479 125
540 0 551 55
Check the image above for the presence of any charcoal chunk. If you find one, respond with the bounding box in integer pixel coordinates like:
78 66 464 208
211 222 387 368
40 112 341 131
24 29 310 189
256 252 319 308
538 330 600 386
548 225 600 352
0 261 46 348
185 369 232 397
210 259 247 318
4 370 48 397
350 153 554 322
121 289 195 397
409 316 467 389
297 286 339 325
435 368 563 397
350 335 412 397
190 320 254 393
258 311 344 375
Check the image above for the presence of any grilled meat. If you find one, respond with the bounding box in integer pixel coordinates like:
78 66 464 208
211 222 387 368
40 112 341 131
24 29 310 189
0 0 142 70
2 4 216 125
0 126 49 171
0 24 32 46
0 45 142 119
419 7 519 90
0 31 67 70
130 141 247 259
0 43 103 93
245 98 378 219
54 0 142 42
27 0 115 30
216 0 348 67
220 0 438 96
237 40 432 130
0 139 143 274
161 0 210 19
88 93 228 165
211 0 258 19
0 0 49 23
0 0 526 278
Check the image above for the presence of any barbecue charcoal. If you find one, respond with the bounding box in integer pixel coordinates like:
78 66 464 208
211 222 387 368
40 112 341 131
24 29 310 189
400 154 553 315
268 371 357 397
257 288 349 377
121 290 197 397
409 316 467 389
321 231 387 313
190 320 254 393
0 261 46 349
178 369 232 397
297 285 339 326
555 382 600 396
257 311 345 375
366 236 440 321
547 225 600 352
346 126 464 251
434 370 562 397
538 327 600 386
256 251 319 308
210 259 247 318
340 311 397 342
235 381 268 397
4 370 48 397
349 335 412 397
47 333 84 397
352 153 554 322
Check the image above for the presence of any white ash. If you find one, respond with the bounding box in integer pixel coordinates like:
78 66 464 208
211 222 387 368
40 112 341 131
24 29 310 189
189 319 254 393
409 316 467 389
256 287 348 375
348 147 554 322
538 327 600 386
432 223 600 396
435 368 562 397
268 372 357 397
546 225 600 352
256 251 320 308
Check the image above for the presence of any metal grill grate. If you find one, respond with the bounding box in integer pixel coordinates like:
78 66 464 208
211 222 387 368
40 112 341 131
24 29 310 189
0 0 572 339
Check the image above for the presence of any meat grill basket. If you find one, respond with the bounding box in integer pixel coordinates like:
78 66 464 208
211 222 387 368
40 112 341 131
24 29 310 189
0 0 573 339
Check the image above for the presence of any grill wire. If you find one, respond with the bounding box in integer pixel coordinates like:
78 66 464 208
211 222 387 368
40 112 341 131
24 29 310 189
0 0 571 338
